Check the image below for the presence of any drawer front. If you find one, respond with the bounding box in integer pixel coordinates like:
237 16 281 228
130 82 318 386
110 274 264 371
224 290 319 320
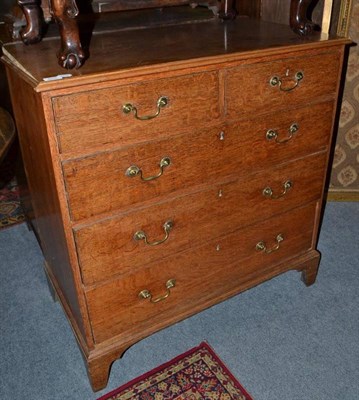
63 102 333 221
226 50 341 118
53 72 220 155
86 202 317 343
63 125 225 221
75 152 327 285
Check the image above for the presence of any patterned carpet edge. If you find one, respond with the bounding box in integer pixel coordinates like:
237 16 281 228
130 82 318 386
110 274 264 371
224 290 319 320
98 342 253 400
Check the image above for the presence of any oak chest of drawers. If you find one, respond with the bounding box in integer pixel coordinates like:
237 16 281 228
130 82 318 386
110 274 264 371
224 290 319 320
2 18 350 391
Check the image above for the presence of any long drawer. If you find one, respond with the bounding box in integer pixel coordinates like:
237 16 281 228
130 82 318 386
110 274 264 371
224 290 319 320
225 50 341 118
75 152 327 285
63 101 333 221
52 71 220 155
85 202 317 343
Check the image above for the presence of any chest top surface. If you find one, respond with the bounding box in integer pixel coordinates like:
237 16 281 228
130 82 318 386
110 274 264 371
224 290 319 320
1 18 349 92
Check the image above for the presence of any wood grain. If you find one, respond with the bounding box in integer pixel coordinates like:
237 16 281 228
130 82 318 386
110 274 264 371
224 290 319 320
262 0 290 24
86 201 317 343
236 0 261 17
63 101 333 221
226 49 341 117
75 152 327 285
53 71 220 155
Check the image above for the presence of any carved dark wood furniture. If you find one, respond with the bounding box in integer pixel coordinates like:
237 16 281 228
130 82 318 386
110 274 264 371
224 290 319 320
16 0 319 68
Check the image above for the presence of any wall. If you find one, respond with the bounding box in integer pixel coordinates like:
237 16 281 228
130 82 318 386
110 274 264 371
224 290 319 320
0 0 13 15
329 0 358 197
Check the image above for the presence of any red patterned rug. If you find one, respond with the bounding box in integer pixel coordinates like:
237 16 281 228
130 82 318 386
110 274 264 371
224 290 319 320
0 177 25 229
98 342 253 400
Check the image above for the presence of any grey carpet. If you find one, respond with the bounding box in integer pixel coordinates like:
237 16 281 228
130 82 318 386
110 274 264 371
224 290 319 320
0 202 358 400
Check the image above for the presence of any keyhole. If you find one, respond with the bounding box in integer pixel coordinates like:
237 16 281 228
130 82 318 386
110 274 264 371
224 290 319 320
286 69 290 77
219 131 225 141
218 189 223 198
216 244 221 251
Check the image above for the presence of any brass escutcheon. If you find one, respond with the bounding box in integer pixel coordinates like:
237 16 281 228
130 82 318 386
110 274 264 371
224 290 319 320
269 71 304 92
138 279 176 303
122 96 169 120
256 234 284 254
134 220 174 246
125 157 171 181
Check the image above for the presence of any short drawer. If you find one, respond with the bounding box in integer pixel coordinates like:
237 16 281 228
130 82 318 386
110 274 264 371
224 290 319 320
52 72 220 155
75 152 327 285
63 101 333 221
85 202 317 343
225 50 341 118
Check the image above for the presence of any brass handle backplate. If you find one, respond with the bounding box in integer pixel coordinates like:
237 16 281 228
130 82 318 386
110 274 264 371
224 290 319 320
256 234 284 254
263 180 293 199
266 123 299 144
122 96 169 120
269 71 304 92
125 157 171 181
134 220 173 246
138 279 176 303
